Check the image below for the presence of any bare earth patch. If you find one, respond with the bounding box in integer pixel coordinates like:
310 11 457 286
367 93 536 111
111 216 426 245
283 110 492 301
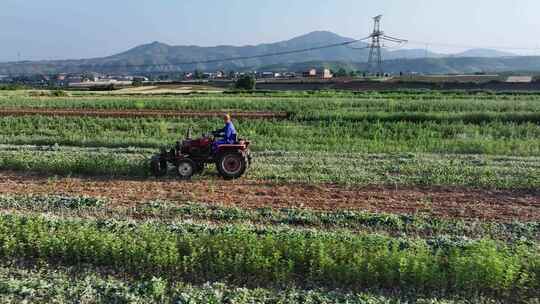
0 171 539 222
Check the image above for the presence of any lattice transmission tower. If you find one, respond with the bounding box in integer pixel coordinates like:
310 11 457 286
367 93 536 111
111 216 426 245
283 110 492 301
367 15 384 75
366 15 407 75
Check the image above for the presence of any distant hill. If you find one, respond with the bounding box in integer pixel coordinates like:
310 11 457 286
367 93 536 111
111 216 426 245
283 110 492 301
259 56 540 75
0 31 533 75
380 56 540 74
453 48 517 58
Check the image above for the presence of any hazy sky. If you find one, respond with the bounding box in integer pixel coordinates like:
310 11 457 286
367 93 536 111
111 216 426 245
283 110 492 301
2 0 540 62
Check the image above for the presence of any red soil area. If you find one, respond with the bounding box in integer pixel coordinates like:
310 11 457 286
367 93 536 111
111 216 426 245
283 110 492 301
1 172 539 222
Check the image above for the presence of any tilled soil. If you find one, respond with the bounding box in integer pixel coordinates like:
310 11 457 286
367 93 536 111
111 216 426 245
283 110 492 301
0 108 288 119
0 171 539 222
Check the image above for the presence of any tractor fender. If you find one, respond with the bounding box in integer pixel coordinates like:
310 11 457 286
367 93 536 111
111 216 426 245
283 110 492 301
216 145 246 154
216 148 247 159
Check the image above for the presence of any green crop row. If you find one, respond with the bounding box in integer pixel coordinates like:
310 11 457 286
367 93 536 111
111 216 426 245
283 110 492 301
2 195 538 242
0 214 538 300
0 210 506 252
1 116 540 155
0 148 539 188
0 149 147 176
0 264 514 304
0 195 107 210
64 88 540 98
294 111 540 124
130 200 540 242
3 93 540 114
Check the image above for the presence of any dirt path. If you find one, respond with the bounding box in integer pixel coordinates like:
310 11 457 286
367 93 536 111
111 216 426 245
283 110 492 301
0 108 288 119
1 171 539 222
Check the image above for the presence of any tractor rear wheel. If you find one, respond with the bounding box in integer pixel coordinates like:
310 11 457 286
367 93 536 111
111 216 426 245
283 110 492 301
150 155 168 177
176 159 196 180
216 152 247 180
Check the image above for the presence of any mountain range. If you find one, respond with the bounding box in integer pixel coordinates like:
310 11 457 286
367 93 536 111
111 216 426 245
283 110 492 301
0 31 536 75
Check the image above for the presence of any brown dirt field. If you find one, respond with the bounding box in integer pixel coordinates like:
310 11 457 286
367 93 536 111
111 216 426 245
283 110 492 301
1 171 539 222
0 108 288 119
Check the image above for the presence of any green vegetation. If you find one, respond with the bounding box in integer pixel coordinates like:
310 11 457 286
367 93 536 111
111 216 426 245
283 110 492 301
0 91 539 301
1 92 539 159
0 195 107 210
0 91 539 187
4 91 540 113
1 265 512 304
0 194 536 301
0 84 27 91
1 115 540 156
0 213 538 301
0 147 539 188
1 195 538 242
235 75 256 90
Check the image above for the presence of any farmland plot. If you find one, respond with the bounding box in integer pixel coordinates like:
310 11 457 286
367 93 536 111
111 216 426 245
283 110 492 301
0 90 538 302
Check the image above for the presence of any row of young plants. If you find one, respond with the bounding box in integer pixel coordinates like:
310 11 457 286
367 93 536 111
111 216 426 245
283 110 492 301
0 213 505 259
0 148 147 176
0 196 524 249
0 214 538 300
128 200 540 243
1 116 540 155
294 111 540 124
0 195 107 210
0 143 154 154
0 264 510 304
0 148 539 188
75 89 540 98
4 93 540 113
1 195 537 243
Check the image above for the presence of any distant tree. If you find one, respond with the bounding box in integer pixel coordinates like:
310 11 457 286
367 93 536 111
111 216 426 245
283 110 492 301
228 71 237 79
335 68 348 77
52 90 68 97
81 72 95 82
0 84 26 90
235 75 256 91
349 70 358 77
194 70 203 79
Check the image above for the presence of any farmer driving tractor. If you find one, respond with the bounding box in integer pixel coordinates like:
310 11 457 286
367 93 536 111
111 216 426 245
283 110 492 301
212 114 237 151
150 112 250 180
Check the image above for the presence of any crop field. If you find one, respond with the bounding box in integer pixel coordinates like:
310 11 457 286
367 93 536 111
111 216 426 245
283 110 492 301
0 89 539 303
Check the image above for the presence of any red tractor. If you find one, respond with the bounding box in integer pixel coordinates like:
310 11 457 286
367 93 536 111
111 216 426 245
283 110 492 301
150 130 251 180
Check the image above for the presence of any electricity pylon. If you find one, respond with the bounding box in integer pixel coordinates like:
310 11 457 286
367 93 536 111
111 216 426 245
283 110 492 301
366 15 408 75
367 15 383 75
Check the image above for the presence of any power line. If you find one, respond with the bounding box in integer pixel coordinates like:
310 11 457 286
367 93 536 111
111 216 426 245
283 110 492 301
11 36 372 72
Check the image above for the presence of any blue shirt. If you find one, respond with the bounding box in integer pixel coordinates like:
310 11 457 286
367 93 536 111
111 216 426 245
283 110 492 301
223 122 237 143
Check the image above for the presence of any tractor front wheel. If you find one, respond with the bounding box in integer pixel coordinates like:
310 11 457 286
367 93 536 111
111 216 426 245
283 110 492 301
176 159 196 180
216 152 247 180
